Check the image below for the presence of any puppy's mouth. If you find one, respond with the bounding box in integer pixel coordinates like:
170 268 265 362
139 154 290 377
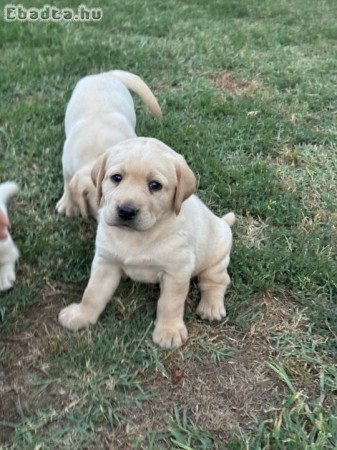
106 216 157 232
116 218 138 230
104 215 140 231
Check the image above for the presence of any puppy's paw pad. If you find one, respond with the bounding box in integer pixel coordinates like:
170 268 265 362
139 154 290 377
59 303 93 331
196 301 226 321
152 323 188 349
0 265 16 292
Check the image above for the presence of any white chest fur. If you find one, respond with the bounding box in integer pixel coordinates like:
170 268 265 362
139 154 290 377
96 221 194 283
122 263 163 283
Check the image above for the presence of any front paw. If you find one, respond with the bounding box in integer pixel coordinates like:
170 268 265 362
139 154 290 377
196 298 226 321
56 194 80 217
59 303 96 331
0 264 16 292
152 322 188 349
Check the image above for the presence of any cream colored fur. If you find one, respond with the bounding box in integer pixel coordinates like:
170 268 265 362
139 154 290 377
59 138 234 349
56 70 161 219
0 182 19 291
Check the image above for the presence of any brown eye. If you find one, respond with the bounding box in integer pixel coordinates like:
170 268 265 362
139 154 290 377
148 181 162 192
111 173 123 183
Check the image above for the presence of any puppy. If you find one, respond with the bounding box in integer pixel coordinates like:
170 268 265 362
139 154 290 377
59 137 235 349
0 182 19 292
56 70 162 219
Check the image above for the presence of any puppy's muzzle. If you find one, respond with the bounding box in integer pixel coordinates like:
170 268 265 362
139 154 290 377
117 203 139 222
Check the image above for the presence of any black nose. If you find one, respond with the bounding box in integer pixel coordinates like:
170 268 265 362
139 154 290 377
117 204 139 221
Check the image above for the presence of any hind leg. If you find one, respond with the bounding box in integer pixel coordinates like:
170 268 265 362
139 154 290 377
196 255 231 321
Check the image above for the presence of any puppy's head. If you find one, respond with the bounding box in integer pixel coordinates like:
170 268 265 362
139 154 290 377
91 138 196 231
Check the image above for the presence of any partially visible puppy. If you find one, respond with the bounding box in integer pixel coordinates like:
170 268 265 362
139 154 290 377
0 182 19 292
59 137 235 349
56 70 162 219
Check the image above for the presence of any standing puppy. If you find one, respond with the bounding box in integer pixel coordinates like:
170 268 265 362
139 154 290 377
0 182 19 292
59 138 235 349
56 70 162 219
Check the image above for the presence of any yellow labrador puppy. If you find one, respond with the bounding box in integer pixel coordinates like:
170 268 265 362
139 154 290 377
56 70 162 219
59 137 235 348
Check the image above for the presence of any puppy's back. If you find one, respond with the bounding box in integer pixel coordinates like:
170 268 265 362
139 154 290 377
65 73 137 134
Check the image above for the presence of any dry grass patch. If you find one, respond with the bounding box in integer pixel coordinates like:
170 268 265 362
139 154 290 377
237 213 269 249
252 293 330 398
0 286 71 443
107 347 279 447
103 295 307 447
247 292 298 339
0 290 332 447
266 144 306 171
277 144 305 167
211 70 262 95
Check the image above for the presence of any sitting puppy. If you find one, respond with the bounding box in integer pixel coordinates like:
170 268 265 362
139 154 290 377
56 70 162 219
0 182 19 292
59 137 235 349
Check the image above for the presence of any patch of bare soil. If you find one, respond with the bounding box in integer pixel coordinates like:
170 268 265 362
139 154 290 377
103 293 298 448
211 70 261 95
0 286 69 444
1 290 313 448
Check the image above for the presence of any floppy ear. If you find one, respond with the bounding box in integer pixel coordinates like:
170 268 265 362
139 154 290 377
91 152 109 205
174 157 196 215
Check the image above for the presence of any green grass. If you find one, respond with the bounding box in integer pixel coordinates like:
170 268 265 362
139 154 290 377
1 0 337 448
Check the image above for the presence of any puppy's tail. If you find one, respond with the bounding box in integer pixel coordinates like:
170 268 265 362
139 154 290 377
109 70 162 118
222 212 236 227
0 182 19 208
